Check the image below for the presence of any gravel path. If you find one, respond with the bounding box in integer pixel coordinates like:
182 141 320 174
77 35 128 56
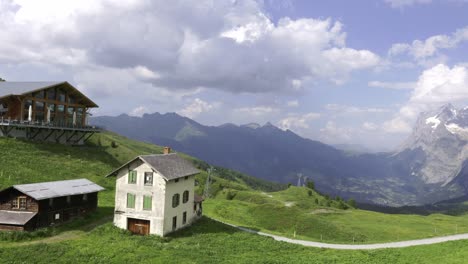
213 218 468 250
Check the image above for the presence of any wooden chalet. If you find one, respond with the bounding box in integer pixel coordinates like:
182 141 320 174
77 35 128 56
0 179 104 231
0 82 100 144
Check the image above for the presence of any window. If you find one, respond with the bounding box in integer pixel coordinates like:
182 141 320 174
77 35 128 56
183 190 189 203
128 170 137 184
55 213 60 220
58 91 66 102
12 199 18 209
172 216 177 231
47 88 56 100
183 212 187 224
144 172 153 186
49 198 53 207
172 194 180 208
143 195 152 210
18 197 27 209
127 193 136 208
35 107 45 121
67 106 74 115
34 90 45 99
175 179 179 183
68 95 76 104
67 196 71 204
184 176 188 180
83 194 88 201
57 104 65 113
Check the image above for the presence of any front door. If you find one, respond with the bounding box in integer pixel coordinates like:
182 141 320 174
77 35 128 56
127 218 150 235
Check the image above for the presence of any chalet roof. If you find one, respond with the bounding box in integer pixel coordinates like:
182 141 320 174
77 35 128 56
194 194 204 203
0 211 37 225
106 153 200 181
0 81 98 107
13 179 104 200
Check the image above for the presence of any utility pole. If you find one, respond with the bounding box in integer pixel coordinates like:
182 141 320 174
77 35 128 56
297 173 303 187
204 167 214 198
302 176 309 187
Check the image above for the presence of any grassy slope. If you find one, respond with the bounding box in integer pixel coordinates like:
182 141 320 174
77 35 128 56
205 187 468 244
1 133 468 262
2 218 468 264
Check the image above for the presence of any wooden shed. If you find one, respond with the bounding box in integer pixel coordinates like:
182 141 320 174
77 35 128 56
0 179 104 231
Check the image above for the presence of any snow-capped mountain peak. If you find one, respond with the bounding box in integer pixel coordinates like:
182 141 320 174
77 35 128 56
398 103 468 186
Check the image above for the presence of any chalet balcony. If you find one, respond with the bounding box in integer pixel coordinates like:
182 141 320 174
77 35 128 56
0 117 101 132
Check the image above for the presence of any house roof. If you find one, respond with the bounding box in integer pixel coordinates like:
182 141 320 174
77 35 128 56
106 153 200 181
194 194 204 203
12 179 104 200
0 211 37 225
0 81 98 107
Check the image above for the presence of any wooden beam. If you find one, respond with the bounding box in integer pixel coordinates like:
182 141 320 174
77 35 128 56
55 130 66 143
66 130 78 142
82 132 95 143
43 129 55 141
74 132 88 144
30 128 42 140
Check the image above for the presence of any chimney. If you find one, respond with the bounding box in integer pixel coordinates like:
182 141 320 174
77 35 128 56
163 146 171 155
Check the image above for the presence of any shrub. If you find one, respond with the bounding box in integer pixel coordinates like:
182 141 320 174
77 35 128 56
226 190 237 200
306 181 315 190
348 198 357 208
307 190 313 197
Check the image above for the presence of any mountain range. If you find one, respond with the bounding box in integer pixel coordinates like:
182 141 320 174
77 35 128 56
91 104 468 206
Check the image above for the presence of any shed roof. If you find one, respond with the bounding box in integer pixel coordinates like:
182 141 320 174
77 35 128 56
106 153 200 180
0 211 37 225
13 179 104 200
0 81 98 107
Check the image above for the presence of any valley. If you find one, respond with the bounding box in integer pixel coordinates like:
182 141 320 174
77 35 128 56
91 104 468 207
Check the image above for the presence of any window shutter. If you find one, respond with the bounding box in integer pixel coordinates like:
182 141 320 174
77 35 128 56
143 196 152 210
127 193 135 208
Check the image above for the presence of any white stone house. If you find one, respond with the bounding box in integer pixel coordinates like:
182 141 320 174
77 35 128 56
106 148 203 236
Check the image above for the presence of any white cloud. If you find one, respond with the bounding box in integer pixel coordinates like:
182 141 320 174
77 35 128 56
178 98 218 118
319 121 352 142
383 63 468 133
368 81 416 90
277 112 321 131
0 0 380 98
130 106 148 117
234 106 278 116
325 104 389 114
382 117 413 133
384 0 432 8
388 26 468 64
362 122 378 131
286 100 299 107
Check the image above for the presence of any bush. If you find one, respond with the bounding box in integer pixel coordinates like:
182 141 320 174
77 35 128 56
307 190 313 197
348 198 357 208
226 190 237 200
111 141 118 148
306 181 315 190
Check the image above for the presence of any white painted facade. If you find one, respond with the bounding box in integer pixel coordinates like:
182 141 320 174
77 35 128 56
113 158 198 236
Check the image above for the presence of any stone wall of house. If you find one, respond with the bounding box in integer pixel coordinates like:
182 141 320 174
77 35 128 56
113 160 167 236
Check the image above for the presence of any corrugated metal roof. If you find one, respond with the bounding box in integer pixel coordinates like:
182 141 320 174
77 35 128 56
0 82 63 97
0 211 37 225
13 179 104 200
140 153 200 180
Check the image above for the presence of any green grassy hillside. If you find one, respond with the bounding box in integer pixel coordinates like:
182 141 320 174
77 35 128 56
2 133 468 263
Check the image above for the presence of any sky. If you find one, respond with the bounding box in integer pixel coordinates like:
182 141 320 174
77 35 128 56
1 0 468 151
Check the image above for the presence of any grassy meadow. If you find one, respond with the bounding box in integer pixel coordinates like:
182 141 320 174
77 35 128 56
2 133 468 262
